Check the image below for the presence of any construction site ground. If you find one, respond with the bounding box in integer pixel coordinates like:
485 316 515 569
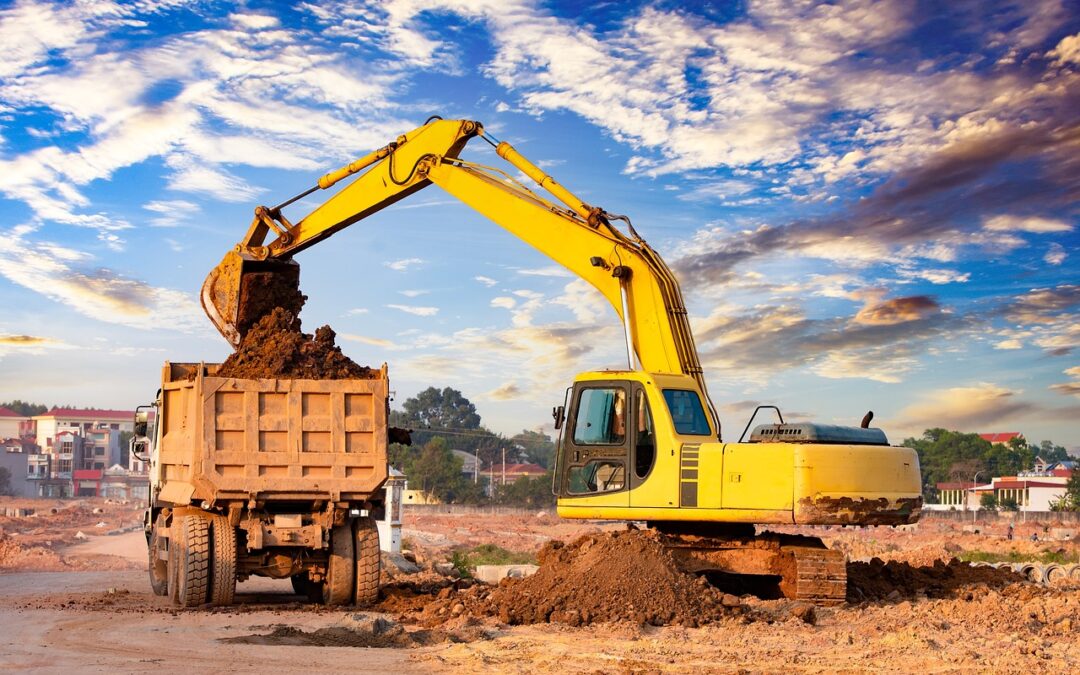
2 497 1079 673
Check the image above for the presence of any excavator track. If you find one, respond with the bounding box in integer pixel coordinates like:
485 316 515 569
654 526 847 606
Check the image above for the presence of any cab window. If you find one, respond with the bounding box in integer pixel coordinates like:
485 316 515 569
662 389 711 436
567 460 625 494
634 390 655 479
572 388 626 445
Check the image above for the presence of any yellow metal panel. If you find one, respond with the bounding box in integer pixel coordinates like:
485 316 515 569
557 504 793 525
720 442 794 510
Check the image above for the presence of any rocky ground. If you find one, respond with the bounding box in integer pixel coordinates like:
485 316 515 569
1 497 1078 673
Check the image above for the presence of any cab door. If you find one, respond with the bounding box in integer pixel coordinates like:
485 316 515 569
556 381 630 507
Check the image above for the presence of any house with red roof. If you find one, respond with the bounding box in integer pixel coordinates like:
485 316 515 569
0 406 33 439
978 432 1023 445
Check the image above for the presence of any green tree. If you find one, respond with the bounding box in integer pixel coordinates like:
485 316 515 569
1063 471 1080 511
510 429 556 469
999 496 1019 512
1037 440 1070 464
398 386 481 431
495 472 555 508
980 492 999 510
404 437 465 503
0 400 48 417
903 429 992 500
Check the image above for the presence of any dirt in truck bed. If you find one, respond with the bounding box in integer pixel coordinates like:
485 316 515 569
217 274 375 380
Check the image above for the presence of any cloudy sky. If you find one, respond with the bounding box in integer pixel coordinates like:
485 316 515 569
1 0 1078 450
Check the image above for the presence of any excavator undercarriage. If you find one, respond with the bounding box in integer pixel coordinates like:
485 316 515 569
653 523 847 605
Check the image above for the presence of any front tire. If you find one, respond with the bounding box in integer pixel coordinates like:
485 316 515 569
170 514 210 608
147 516 168 597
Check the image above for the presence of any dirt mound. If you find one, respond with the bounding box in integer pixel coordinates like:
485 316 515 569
217 307 374 380
0 533 67 571
416 529 741 627
847 557 1025 602
219 614 489 648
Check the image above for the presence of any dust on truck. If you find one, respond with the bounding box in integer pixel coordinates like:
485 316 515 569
131 361 389 607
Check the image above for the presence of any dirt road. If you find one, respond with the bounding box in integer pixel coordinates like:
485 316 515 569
2 505 1079 673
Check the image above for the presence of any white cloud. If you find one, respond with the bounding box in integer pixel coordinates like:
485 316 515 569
517 266 572 278
398 289 429 298
385 257 424 271
340 333 400 349
491 296 516 310
1045 243 1066 265
0 227 205 332
386 303 438 316
983 215 1073 233
345 308 369 315
474 275 498 287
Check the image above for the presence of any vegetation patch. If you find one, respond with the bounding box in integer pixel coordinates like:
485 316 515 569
450 544 537 577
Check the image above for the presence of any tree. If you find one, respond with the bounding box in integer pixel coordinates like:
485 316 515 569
0 400 47 417
404 437 465 503
1038 440 1070 464
495 472 556 508
510 429 556 469
0 466 11 496
1063 471 1080 511
980 492 998 511
398 387 481 431
999 496 1019 512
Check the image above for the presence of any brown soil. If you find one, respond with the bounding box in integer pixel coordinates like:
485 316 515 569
217 307 375 380
407 528 742 627
235 268 305 338
847 557 1024 602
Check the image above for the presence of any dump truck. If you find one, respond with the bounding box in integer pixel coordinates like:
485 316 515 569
132 361 388 607
198 117 922 605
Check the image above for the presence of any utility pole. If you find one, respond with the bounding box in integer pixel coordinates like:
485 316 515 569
501 447 506 486
972 471 982 525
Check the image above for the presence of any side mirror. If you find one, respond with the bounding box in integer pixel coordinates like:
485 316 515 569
130 437 150 462
552 405 565 430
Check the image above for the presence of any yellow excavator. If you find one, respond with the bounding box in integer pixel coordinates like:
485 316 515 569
202 117 922 604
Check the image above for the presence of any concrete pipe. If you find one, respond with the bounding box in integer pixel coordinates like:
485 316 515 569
1043 564 1068 584
1069 564 1080 580
970 561 992 568
1019 563 1045 584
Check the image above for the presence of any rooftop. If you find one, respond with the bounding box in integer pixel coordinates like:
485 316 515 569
979 432 1023 444
0 407 24 418
37 408 134 420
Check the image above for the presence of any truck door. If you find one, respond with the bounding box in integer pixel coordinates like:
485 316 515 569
556 382 630 506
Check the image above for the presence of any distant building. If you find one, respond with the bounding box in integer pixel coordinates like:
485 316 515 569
0 445 35 497
496 462 548 485
33 408 134 450
0 407 33 439
934 463 1074 512
24 408 139 498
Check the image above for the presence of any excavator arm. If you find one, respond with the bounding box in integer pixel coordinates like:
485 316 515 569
202 117 719 432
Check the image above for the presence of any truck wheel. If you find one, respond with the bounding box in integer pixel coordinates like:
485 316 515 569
207 514 236 606
148 518 168 596
171 514 211 607
323 524 354 606
354 517 381 606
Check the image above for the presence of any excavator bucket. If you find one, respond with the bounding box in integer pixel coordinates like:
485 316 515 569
201 250 301 347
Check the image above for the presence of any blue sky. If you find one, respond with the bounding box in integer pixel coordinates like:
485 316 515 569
0 0 1078 450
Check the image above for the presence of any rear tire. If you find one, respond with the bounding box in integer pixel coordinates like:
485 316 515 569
354 517 381 606
207 514 236 606
148 517 168 597
323 524 354 606
171 514 211 608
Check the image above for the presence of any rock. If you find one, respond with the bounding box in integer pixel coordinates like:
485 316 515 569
434 562 456 576
473 564 539 584
106 587 117 595
382 552 420 575
74 531 88 540
721 594 742 607
401 549 417 564
451 602 465 616
92 507 103 514
789 602 817 625
336 613 403 637
95 521 107 528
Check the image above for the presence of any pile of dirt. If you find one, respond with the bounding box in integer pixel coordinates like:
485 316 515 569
0 533 66 571
414 529 742 627
217 307 374 380
847 557 1025 602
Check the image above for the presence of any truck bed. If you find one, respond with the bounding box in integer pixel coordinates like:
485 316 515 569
156 362 388 505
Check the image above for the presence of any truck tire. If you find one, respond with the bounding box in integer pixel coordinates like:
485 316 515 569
208 514 237 606
148 518 168 596
323 524 355 606
172 514 211 607
354 517 381 606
